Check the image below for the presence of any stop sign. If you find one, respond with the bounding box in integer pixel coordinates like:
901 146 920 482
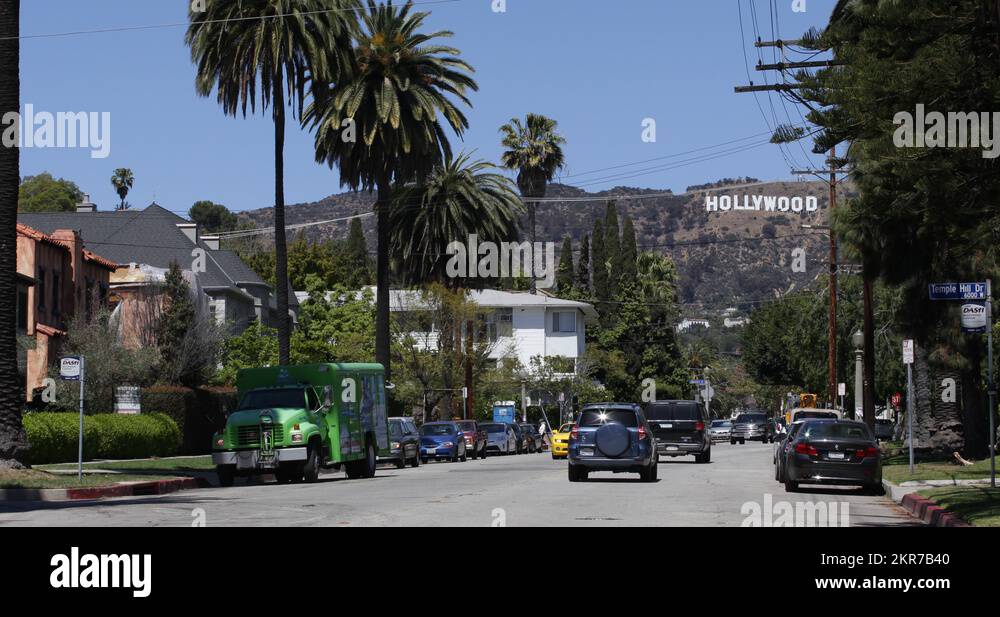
891 392 903 408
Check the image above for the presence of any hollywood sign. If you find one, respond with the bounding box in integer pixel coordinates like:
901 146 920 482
705 194 820 214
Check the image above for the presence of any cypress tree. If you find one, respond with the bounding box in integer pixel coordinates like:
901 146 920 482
604 201 620 296
346 217 370 285
591 219 609 302
556 236 574 293
620 215 639 287
576 234 591 293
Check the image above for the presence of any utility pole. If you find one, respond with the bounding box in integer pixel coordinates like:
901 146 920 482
827 147 839 407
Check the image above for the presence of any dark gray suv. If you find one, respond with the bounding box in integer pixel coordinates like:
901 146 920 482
567 403 658 482
644 400 712 463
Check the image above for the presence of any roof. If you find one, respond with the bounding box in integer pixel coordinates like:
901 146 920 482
17 222 117 270
18 204 271 297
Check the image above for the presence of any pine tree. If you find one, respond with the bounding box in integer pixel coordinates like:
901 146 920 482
556 237 574 293
157 262 196 380
620 215 639 288
576 234 591 293
604 201 620 296
591 220 609 302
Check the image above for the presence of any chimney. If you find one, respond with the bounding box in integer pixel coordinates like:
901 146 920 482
176 223 198 244
76 194 97 213
202 235 220 251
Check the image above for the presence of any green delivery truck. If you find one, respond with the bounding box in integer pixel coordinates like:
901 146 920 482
212 363 390 486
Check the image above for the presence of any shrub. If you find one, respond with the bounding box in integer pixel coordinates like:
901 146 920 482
22 412 181 465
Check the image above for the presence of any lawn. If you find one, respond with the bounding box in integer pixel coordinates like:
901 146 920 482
0 469 191 490
919 486 1000 527
38 456 213 473
882 451 997 484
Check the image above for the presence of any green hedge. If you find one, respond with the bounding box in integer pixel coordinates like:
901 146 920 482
142 386 236 455
23 413 181 465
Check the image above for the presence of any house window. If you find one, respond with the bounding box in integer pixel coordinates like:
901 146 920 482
16 289 28 331
482 308 513 342
552 311 577 333
37 268 46 313
51 272 61 316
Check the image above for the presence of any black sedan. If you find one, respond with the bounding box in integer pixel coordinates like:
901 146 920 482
781 419 883 494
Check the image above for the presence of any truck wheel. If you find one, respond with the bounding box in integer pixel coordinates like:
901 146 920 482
410 452 420 468
394 456 406 469
303 443 320 483
217 465 235 488
362 441 376 478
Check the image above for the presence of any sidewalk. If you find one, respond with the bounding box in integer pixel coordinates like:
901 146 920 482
882 478 973 527
0 476 211 503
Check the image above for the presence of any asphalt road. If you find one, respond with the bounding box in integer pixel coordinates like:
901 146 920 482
0 442 919 527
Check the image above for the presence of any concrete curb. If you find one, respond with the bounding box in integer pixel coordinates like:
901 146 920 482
882 479 972 527
0 477 210 503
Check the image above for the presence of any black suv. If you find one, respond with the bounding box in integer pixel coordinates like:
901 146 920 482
644 400 712 464
730 411 774 444
567 403 658 482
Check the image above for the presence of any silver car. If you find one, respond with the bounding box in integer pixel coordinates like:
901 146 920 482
708 420 732 443
481 422 517 455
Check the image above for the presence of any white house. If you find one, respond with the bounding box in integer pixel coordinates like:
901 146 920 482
677 318 711 332
295 287 598 375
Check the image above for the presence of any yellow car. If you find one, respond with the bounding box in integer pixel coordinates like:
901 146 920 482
550 423 573 459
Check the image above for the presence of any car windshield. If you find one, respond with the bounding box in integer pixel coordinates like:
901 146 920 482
579 409 639 428
457 422 476 432
239 388 305 410
558 424 573 433
481 424 506 434
734 414 767 424
801 422 872 441
389 422 403 438
520 425 537 435
711 420 731 428
794 411 839 420
645 402 699 421
420 424 455 436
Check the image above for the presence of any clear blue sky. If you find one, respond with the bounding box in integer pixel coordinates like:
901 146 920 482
19 0 837 216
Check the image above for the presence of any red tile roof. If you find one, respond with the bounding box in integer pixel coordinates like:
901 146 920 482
83 249 118 271
17 222 118 270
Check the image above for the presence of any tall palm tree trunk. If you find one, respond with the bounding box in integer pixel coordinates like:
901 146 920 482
273 77 291 365
376 179 392 381
0 0 28 468
528 200 536 294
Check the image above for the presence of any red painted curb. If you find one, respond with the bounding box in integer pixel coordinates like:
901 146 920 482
900 492 973 527
65 477 204 501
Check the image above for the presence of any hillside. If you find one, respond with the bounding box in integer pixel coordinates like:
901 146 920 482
237 178 852 313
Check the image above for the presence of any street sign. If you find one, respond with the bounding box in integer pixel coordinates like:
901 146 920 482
961 302 990 333
928 282 988 301
903 340 915 365
59 356 82 381
838 383 846 397
689 379 706 386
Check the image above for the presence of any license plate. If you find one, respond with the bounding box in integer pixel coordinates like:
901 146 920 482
426 448 436 455
828 452 845 460
659 423 673 429
666 446 679 451
580 447 594 457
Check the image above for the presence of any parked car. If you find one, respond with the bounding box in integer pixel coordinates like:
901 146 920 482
519 423 545 452
730 411 774 444
419 422 468 464
456 419 488 459
380 417 421 469
780 419 883 494
644 400 712 463
773 421 807 482
708 419 733 443
481 422 517 455
550 423 572 459
567 403 659 482
509 422 528 454
874 419 896 441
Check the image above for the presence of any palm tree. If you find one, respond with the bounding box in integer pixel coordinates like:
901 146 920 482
186 0 359 365
389 153 523 287
499 114 566 294
0 0 28 468
307 0 478 381
110 168 134 211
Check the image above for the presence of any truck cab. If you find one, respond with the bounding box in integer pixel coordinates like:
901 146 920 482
212 363 390 486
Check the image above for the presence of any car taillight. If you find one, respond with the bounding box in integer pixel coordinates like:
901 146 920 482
570 424 579 440
638 424 647 441
857 447 879 458
695 421 705 432
795 443 819 457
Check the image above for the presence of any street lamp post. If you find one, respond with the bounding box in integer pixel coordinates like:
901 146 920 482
852 330 864 421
